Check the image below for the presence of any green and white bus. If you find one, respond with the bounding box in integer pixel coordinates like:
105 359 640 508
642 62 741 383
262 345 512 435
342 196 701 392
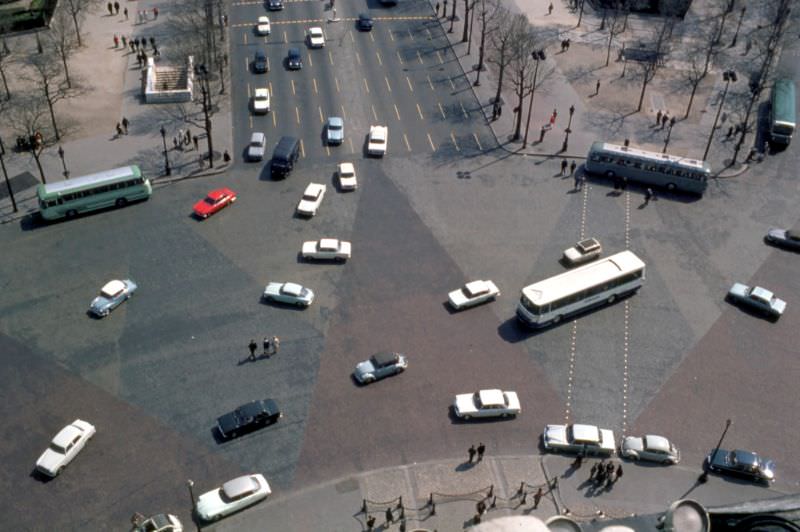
585 141 710 196
769 79 796 145
37 165 152 220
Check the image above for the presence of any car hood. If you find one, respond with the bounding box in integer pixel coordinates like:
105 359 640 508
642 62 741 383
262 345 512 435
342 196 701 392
217 412 239 434
729 283 749 298
772 298 787 314
36 448 64 474
90 296 112 312
544 424 568 445
448 289 469 307
454 394 478 414
297 199 319 212
767 228 787 240
622 436 644 452
196 489 226 520
193 199 215 215
354 360 376 377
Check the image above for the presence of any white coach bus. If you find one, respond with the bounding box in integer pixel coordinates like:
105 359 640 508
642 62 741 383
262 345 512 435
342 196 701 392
516 250 645 328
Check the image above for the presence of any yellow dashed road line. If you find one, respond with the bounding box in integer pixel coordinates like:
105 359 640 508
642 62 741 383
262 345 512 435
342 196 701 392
437 102 446 119
403 133 411 152
426 132 436 152
450 131 460 151
384 76 392 93
406 76 413 92
393 104 401 120
416 103 424 120
363 78 370 94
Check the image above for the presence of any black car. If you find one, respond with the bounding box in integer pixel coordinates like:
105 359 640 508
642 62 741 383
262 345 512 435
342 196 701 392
253 49 268 73
357 13 374 31
267 0 283 10
217 399 281 440
765 227 800 251
706 448 775 484
287 47 302 70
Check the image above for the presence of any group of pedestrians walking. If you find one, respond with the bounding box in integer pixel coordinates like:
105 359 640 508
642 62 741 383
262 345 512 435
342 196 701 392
247 336 281 361
588 460 623 488
467 442 486 463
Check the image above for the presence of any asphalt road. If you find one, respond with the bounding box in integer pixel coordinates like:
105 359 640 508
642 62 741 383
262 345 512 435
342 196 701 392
1 0 799 528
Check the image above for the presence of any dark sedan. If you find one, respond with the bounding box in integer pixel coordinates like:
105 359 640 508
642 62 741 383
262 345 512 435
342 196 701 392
217 399 281 440
706 448 775 484
357 14 374 31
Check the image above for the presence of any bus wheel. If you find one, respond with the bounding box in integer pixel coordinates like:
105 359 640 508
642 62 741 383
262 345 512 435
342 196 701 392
66 209 77 218
115 198 128 207
605 171 616 179
607 294 616 304
552 315 562 324
666 183 676 191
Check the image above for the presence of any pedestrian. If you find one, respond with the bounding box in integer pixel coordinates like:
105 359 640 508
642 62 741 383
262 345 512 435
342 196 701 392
107 2 113 15
150 37 156 49
185 129 192 145
115 122 123 137
574 173 582 191
136 53 143 68
661 113 669 129
121 117 129 134
468 444 476 463
443 0 448 17
477 442 485 461
385 507 393 524
565 39 570 51
121 35 127 48
539 126 546 142
435 2 440 16
595 79 601 95
561 39 567 52
271 336 280 354
222 14 228 26
570 160 577 175
726 126 733 138
134 37 140 50
606 462 615 477
656 109 662 125
248 339 257 361
223 150 231 163
589 461 598 479
560 159 568 175
476 500 486 515
153 6 159 19
553 108 558 121
615 463 623 482
193 135 199 151
366 515 376 531
263 336 270 356
129 40 135 53
595 466 606 485
533 487 543 508
114 1 119 14
572 455 583 468
113 34 119 48
124 7 128 20
548 2 553 14
624 138 630 147
173 136 179 149
621 176 628 191
153 46 160 59
644 187 654 204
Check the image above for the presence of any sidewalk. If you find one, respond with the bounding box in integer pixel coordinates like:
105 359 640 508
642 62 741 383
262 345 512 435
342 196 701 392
0 0 233 222
206 453 788 531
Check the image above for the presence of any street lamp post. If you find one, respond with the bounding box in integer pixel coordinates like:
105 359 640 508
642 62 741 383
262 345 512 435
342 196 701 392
702 69 736 161
662 116 676 153
187 479 197 513
159 126 171 176
0 135 18 213
699 418 732 483
57 145 70 179
730 7 746 47
562 104 575 152
522 49 546 148
198 65 215 169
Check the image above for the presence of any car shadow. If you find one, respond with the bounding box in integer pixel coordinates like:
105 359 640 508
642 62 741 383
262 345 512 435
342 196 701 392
763 237 800 253
30 469 56 483
447 406 518 425
260 296 309 311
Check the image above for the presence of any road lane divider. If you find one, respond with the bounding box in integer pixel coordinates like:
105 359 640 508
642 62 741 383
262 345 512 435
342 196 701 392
363 78 370 94
472 132 482 151
340 104 347 119
438 102 446 119
291 79 296 95
300 139 305 158
385 76 392 93
393 104 401 121
403 133 411 152
348 137 354 153
328 50 334 65
426 75 434 91
406 76 413 92
408 28 415 41
460 101 468 119
272 110 277 127
308 53 313 67
356 51 362 65
436 50 444 64
376 51 383 66
313 78 318 94
416 50 424 65
450 131 460 152
371 104 378 122
396 51 404 65
448 77 456 91
388 29 395 41
318 106 324 123
427 132 436 152
295 106 300 124
335 77 340 93
416 103 424 120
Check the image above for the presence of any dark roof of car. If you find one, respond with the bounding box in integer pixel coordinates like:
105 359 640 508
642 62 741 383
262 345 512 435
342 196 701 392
371 352 400 367
240 399 279 418
288 47 300 56
787 229 800 240
732 449 759 467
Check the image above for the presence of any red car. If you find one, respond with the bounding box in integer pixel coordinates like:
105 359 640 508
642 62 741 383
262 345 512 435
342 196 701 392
193 188 237 218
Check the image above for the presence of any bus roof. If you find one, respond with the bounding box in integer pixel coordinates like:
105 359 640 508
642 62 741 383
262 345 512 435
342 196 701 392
523 250 645 306
38 165 142 197
590 141 710 172
771 79 796 126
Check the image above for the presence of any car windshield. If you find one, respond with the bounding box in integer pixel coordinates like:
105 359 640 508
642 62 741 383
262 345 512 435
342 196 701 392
204 197 218 205
49 442 68 454
329 124 342 131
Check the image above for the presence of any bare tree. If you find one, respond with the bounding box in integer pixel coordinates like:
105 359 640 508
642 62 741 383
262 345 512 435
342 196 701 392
507 20 538 140
485 7 517 120
474 0 501 85
0 39 12 100
24 53 74 141
4 95 52 183
604 4 627 67
634 20 671 112
679 22 717 118
46 3 81 88
60 0 98 48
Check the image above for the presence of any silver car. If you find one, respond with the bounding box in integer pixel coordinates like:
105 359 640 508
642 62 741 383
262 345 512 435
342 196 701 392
621 434 680 464
353 352 408 384
262 282 314 307
326 117 344 145
727 282 786 319
89 279 137 317
247 132 267 161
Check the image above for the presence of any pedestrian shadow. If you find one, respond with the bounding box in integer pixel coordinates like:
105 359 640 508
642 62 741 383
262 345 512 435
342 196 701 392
455 462 478 472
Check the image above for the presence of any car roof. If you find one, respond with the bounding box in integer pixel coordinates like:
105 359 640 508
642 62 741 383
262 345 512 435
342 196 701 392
258 16 269 22
254 87 269 96
101 280 125 298
289 47 300 55
571 424 600 443
52 424 82 447
751 286 774 301
643 435 671 452
464 280 489 296
282 282 303 295
732 449 758 465
478 389 504 405
328 116 343 126
339 162 354 173
372 351 399 366
319 238 339 248
239 399 278 417
222 475 259 498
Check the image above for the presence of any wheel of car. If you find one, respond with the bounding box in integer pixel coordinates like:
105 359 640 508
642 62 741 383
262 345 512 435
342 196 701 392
607 294 616 304
605 170 616 179
396 366 404 373
57 466 64 475
662 458 673 465
666 182 677 191
66 209 78 218
264 296 273 302
552 315 562 324
336 257 345 263
463 414 471 420
115 198 128 207
501 413 509 418
295 301 305 307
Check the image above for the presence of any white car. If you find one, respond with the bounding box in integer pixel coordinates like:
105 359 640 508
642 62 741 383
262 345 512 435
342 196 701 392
252 87 270 114
35 419 96 477
621 434 680 464
297 183 326 217
562 238 602 266
302 238 351 262
307 27 325 47
542 423 616 456
453 389 521 419
195 474 271 522
367 125 387 156
338 162 357 190
256 16 271 35
263 281 315 307
448 280 500 310
727 282 786 319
